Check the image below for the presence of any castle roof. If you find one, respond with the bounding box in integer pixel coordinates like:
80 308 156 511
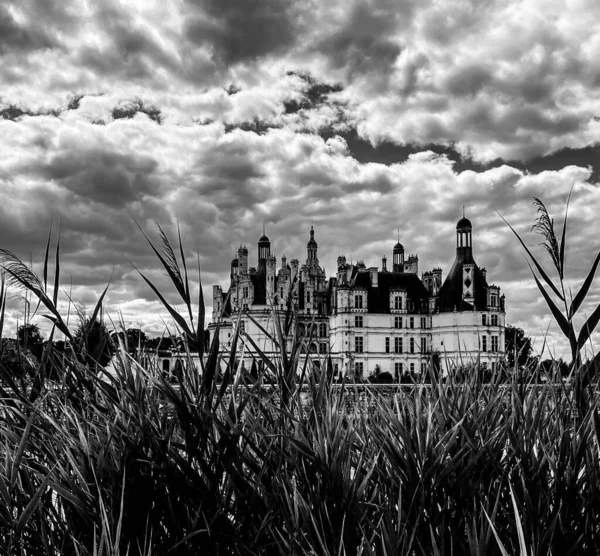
350 270 430 313
437 258 489 311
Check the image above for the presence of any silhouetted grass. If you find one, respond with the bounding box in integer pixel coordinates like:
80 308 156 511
0 221 599 555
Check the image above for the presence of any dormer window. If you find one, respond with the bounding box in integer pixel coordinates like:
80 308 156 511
394 296 403 310
355 294 363 309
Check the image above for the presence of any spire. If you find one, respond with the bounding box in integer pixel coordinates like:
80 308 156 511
307 224 318 262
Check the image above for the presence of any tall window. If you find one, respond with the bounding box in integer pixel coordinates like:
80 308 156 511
421 337 427 353
394 362 403 380
491 294 497 307
410 337 415 353
394 296 402 310
482 314 487 326
319 343 327 354
394 316 403 329
355 336 364 353
491 314 498 326
319 323 327 337
385 337 390 353
394 337 403 354
421 317 427 329
491 336 498 352
355 362 364 379
243 286 249 298
307 291 310 303
410 317 414 329
355 315 363 328
482 335 487 352
239 321 245 334
355 294 363 309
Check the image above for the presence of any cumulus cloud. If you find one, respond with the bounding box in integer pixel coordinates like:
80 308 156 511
1 0 600 357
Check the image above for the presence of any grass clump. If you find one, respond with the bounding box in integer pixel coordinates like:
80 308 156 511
0 218 599 554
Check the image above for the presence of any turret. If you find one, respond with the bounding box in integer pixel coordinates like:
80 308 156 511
456 216 474 263
382 255 388 272
393 241 404 273
230 257 239 284
237 245 248 275
307 225 318 264
258 233 271 272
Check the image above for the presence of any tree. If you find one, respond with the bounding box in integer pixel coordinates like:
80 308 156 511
111 328 149 355
17 323 44 361
73 317 116 370
505 325 535 369
0 338 37 380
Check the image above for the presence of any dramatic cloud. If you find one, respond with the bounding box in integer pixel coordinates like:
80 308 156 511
1 0 600 358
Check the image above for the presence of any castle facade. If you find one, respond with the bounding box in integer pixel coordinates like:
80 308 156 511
209 216 505 379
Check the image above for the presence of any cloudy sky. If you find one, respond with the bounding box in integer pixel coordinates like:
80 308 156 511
1 0 600 359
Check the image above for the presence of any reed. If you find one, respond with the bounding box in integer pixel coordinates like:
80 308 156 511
0 221 598 555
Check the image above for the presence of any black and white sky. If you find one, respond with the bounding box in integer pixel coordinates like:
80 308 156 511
1 0 600 358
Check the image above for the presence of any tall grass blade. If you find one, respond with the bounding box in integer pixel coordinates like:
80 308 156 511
559 184 574 279
497 212 564 300
510 483 529 556
569 251 600 319
528 262 575 349
177 223 193 326
577 302 600 352
43 222 52 293
0 275 5 343
15 472 53 534
196 251 204 357
132 263 194 340
53 224 61 307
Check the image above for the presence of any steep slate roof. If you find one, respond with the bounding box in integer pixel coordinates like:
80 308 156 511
437 258 489 312
350 271 430 314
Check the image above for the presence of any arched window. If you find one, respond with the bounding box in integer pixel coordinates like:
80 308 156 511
310 343 318 354
298 323 305 337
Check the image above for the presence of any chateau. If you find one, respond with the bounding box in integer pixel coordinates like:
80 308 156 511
209 216 506 379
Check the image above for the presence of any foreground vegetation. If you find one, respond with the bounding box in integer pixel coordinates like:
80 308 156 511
2 343 600 555
2 191 600 555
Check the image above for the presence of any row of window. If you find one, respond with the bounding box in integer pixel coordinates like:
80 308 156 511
352 361 425 377
481 335 499 352
355 336 428 354
353 294 424 312
482 314 499 326
298 323 328 337
353 316 429 329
